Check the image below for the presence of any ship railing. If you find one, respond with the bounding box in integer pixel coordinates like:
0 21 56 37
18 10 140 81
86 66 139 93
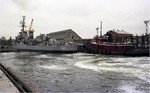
101 42 133 46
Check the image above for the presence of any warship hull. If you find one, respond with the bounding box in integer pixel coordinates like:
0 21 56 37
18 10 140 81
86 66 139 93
14 44 78 53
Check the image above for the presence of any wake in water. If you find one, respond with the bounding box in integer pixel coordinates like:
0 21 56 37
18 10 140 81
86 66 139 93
0 52 149 92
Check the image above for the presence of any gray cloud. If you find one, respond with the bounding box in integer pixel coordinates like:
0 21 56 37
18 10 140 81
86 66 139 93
11 0 37 12
12 0 29 10
0 0 149 39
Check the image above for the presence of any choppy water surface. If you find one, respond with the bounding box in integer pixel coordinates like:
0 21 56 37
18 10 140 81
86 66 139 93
0 52 150 93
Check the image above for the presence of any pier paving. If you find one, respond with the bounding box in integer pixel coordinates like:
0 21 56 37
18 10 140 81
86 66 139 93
0 69 19 93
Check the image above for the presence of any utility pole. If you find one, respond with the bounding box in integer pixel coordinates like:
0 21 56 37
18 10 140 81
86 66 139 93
144 20 149 35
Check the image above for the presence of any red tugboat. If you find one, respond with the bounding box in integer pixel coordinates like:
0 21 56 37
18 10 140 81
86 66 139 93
91 35 133 55
89 21 149 56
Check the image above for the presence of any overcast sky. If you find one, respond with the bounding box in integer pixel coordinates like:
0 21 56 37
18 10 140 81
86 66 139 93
0 0 149 39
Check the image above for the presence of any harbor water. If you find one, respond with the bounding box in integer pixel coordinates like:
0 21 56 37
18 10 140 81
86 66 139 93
0 52 149 93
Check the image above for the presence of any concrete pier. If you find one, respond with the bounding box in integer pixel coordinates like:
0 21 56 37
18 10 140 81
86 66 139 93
0 63 43 93
0 69 19 93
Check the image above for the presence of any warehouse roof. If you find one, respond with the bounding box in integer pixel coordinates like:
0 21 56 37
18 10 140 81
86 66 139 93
47 29 79 39
108 29 132 35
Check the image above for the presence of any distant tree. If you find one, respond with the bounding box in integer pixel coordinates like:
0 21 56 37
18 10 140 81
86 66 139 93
0 36 13 46
0 36 7 45
1 36 6 40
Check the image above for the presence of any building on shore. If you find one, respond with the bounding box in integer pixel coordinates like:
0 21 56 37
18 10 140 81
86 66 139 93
104 29 150 48
104 29 133 44
46 29 82 44
133 34 150 48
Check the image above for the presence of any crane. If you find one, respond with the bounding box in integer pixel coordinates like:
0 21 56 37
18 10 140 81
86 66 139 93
28 19 34 32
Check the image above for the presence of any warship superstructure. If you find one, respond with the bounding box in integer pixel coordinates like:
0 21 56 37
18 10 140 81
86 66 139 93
14 16 78 53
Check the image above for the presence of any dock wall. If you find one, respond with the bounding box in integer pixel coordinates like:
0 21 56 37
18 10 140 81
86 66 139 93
0 63 43 93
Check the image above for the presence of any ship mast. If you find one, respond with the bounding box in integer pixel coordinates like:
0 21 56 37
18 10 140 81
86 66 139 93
20 16 27 32
21 16 27 32
96 27 99 36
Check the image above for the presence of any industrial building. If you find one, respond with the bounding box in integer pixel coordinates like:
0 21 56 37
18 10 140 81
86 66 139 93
104 29 133 43
47 29 82 44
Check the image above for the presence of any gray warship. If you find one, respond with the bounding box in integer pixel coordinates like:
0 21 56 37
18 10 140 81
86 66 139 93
14 16 78 53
